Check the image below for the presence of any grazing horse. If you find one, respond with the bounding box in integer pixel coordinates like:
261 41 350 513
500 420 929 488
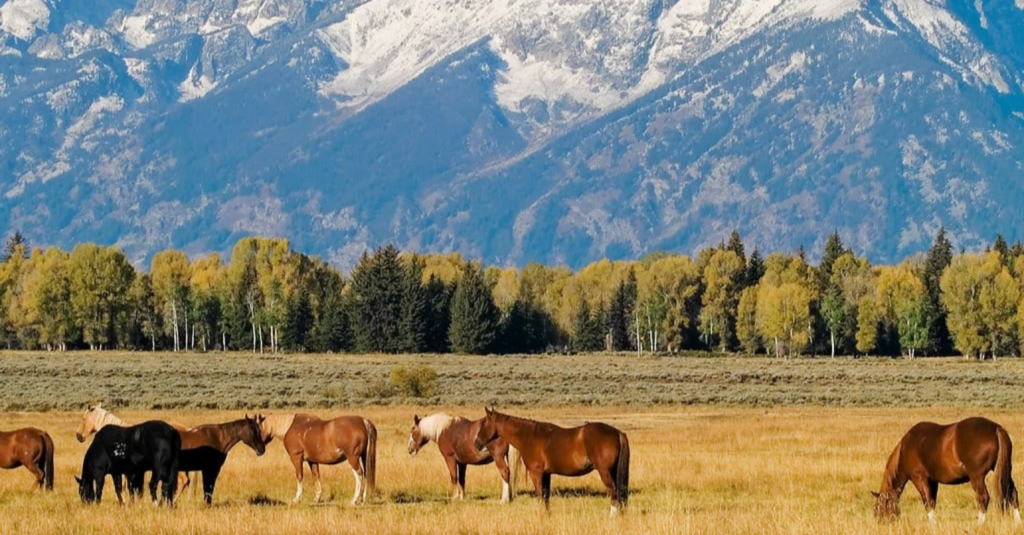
475 408 630 515
874 417 1021 523
407 413 520 502
76 421 181 505
259 413 377 505
75 404 192 491
174 415 267 505
0 427 54 490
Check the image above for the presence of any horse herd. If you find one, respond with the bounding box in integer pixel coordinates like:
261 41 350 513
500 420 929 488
1 407 1023 523
0 406 629 514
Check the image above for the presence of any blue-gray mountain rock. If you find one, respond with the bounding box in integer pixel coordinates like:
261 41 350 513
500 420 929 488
1 0 1023 269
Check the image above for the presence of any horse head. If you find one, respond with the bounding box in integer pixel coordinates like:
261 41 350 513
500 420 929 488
76 404 103 443
872 490 900 521
242 414 267 456
75 474 95 504
408 415 428 456
254 413 274 445
475 407 498 450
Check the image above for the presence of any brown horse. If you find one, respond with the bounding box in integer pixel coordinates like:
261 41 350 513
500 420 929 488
176 415 267 505
874 417 1021 523
75 404 192 492
260 413 377 505
408 413 520 502
0 427 54 490
475 408 629 515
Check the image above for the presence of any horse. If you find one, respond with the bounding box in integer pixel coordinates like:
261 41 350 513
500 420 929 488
475 408 630 515
0 427 54 490
259 413 377 505
75 404 192 492
75 420 181 506
407 413 520 502
174 415 266 505
874 416 1021 524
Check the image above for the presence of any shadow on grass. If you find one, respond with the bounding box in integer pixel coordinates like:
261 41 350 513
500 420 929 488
248 493 286 506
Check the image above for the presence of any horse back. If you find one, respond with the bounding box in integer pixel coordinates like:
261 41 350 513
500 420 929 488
902 418 1001 484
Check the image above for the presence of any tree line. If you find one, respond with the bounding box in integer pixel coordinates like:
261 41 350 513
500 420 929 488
0 229 1022 358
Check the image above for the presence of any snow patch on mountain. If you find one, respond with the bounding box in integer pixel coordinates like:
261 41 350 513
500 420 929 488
0 0 50 40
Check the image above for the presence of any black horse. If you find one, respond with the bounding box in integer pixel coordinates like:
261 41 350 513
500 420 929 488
76 420 181 505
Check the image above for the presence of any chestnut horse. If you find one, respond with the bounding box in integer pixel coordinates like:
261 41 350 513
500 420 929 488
75 404 192 492
260 413 377 505
874 417 1021 523
475 408 629 515
0 427 54 490
407 413 520 502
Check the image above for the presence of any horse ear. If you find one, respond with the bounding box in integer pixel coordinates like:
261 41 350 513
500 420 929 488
87 404 94 411
414 415 420 424
74 475 81 484
870 491 880 498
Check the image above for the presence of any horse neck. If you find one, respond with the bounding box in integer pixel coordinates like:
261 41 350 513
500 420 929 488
215 420 250 453
879 443 907 497
420 414 455 443
263 414 295 438
494 414 535 451
99 410 127 428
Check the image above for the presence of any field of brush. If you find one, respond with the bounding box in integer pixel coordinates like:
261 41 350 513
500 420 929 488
2 353 1024 534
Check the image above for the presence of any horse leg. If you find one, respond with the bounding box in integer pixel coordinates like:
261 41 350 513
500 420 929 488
910 476 936 522
290 453 305 504
456 463 467 501
347 455 364 505
178 471 191 495
443 454 459 501
494 452 512 503
970 473 991 523
540 473 551 510
202 466 221 506
528 469 544 504
149 474 160 504
25 460 44 490
309 463 322 504
95 474 105 503
595 464 619 516
112 474 125 505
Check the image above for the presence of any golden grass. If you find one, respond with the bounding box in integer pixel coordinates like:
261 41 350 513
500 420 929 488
2 406 1024 534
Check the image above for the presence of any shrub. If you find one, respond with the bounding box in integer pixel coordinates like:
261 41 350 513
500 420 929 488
390 364 438 398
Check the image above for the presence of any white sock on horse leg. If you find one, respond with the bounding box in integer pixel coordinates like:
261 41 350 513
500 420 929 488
610 505 619 517
927 510 935 523
1015 509 1021 523
351 470 362 505
314 478 322 503
501 480 510 503
978 511 986 524
293 482 302 503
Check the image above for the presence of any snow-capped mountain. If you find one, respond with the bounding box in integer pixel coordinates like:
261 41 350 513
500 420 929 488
1 0 1022 268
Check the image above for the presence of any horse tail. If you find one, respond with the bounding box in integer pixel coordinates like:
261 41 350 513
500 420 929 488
508 443 522 494
996 425 1018 512
41 431 55 491
616 431 630 509
362 418 377 500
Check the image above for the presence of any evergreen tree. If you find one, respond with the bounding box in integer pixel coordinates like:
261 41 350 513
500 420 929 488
726 230 746 266
2 231 26 262
448 263 499 354
922 227 953 355
607 270 638 351
745 247 766 288
282 291 313 351
424 275 453 353
348 245 405 353
397 256 428 353
993 234 1011 268
817 231 847 292
311 287 351 353
571 300 603 352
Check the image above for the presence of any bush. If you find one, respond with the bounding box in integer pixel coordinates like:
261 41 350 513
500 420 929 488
390 364 438 398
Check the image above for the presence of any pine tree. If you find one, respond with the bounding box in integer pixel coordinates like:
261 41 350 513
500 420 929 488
993 234 1011 268
726 230 746 266
923 227 953 355
348 245 405 353
397 256 428 353
424 275 453 353
745 247 765 288
817 231 847 292
448 263 499 354
571 300 603 352
2 231 26 262
311 288 351 353
607 271 637 351
282 291 313 351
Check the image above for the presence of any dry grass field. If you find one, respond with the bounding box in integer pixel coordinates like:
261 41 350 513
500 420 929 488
2 353 1024 534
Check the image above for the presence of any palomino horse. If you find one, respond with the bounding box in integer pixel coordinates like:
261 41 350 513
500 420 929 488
475 408 629 515
0 427 54 490
408 413 520 502
260 413 377 505
75 404 192 492
874 417 1021 523
175 415 266 505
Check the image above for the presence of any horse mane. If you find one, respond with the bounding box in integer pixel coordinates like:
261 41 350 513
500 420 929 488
262 414 296 438
96 407 127 428
418 413 457 443
879 441 903 495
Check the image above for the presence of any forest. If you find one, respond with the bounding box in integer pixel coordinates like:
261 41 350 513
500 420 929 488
0 229 1018 359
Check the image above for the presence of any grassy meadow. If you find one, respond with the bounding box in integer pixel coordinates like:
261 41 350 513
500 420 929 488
2 353 1024 533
